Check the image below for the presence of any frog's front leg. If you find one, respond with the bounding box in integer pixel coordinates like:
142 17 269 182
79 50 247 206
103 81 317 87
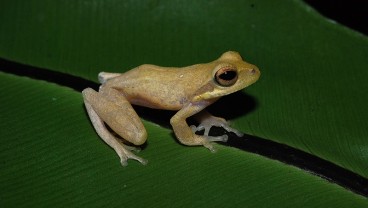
170 101 228 152
192 110 244 139
82 87 148 166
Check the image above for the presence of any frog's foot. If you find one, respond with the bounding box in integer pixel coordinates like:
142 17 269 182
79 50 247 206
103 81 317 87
117 145 148 166
202 141 217 153
117 140 142 153
191 116 244 139
191 124 229 142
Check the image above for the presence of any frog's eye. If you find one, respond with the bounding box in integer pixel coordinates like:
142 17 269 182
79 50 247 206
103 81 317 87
215 67 238 87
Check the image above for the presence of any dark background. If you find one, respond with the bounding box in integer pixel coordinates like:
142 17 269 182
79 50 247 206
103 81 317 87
305 0 368 35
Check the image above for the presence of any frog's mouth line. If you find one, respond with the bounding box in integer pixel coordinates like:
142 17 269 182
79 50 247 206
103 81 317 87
1 57 367 198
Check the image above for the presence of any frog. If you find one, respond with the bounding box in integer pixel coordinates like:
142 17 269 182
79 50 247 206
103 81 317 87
82 51 260 166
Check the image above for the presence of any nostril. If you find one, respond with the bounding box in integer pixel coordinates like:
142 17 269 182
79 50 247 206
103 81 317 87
250 68 256 74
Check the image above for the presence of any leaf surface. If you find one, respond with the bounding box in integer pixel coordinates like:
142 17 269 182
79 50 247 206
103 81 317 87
0 0 367 207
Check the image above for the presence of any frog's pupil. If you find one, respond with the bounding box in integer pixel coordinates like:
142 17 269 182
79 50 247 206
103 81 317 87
219 71 237 80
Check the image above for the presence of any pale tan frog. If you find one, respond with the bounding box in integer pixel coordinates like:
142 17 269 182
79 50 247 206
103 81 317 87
82 51 260 166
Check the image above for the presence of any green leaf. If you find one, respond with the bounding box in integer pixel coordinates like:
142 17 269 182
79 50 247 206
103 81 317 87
0 0 367 207
1 72 367 207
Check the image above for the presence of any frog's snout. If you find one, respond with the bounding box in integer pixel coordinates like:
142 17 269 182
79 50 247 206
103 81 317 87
247 66 260 84
249 66 260 77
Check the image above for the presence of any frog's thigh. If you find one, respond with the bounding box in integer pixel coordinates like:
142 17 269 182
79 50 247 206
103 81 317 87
83 87 147 146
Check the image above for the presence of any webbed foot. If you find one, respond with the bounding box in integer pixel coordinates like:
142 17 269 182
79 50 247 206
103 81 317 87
117 145 148 166
191 115 243 142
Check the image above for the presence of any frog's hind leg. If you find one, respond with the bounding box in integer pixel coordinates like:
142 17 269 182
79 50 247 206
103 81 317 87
82 87 148 166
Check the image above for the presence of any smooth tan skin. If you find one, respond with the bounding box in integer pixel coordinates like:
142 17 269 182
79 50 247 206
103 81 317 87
82 51 260 166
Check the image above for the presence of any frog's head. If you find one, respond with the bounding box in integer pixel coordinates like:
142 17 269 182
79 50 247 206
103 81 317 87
193 51 260 101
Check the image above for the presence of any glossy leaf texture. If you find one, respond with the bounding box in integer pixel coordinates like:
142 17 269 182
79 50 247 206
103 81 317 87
0 0 367 207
